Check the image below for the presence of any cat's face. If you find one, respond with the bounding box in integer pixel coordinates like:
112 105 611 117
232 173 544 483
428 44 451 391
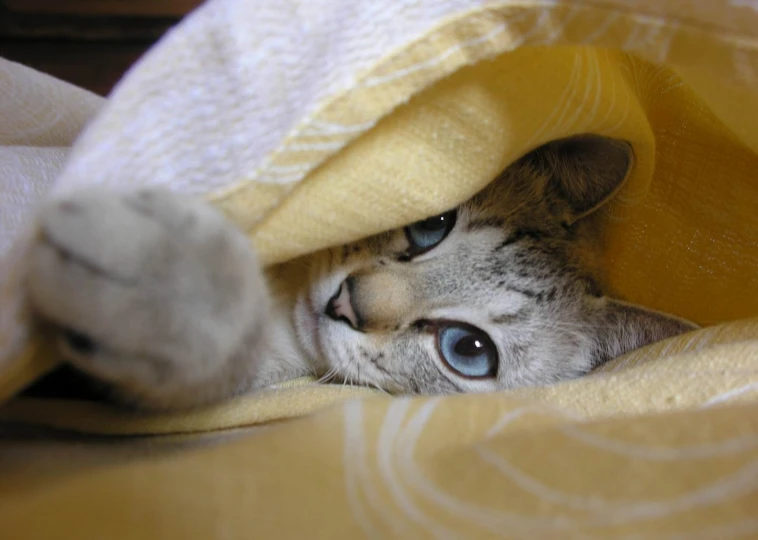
293 135 695 394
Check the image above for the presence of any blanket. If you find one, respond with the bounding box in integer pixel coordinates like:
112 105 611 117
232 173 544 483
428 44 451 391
1 0 758 537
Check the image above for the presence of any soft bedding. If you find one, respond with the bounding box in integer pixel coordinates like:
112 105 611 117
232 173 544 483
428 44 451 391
1 0 757 537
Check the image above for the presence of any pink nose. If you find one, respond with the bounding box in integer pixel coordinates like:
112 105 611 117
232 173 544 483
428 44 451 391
325 279 359 329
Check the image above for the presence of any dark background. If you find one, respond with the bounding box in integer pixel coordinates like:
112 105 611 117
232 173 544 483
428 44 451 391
0 0 203 95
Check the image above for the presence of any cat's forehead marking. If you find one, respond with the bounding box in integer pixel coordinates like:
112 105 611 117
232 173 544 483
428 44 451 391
465 216 505 231
489 309 529 325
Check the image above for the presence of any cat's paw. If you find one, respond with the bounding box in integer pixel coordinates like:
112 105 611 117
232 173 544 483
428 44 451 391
26 187 267 408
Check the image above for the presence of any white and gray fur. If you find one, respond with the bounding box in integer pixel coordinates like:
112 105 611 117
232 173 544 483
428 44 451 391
24 135 697 410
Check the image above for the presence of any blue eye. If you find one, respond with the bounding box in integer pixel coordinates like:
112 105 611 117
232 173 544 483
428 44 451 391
404 210 456 255
437 324 498 378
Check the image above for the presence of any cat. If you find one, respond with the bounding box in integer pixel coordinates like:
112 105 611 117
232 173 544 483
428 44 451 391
24 134 697 410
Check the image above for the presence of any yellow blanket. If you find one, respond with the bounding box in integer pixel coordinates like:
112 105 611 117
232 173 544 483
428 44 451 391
2 0 758 537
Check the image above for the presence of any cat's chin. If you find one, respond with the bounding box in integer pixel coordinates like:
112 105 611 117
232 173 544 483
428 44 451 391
292 289 398 392
292 293 323 365
291 253 354 366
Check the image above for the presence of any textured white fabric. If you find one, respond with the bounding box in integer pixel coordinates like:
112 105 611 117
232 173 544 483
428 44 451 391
0 58 102 147
52 0 496 195
0 147 69 258
0 58 104 259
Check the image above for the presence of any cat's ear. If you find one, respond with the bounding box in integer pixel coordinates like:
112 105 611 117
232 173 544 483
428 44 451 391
523 134 634 224
588 297 698 368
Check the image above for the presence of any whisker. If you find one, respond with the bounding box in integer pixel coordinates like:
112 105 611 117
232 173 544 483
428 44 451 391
368 382 390 395
316 367 338 385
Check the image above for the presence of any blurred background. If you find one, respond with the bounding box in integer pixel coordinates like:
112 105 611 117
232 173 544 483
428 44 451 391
0 0 203 95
